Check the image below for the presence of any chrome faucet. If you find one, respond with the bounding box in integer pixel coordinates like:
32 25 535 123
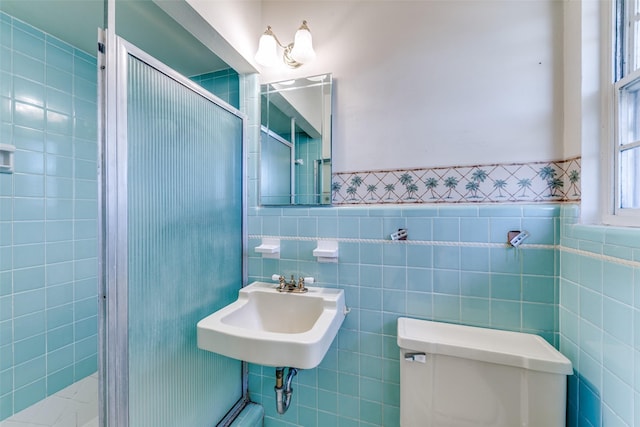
277 275 308 293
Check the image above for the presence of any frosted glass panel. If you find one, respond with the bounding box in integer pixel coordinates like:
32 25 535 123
126 55 243 427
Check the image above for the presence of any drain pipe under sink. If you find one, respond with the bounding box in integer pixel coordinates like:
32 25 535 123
274 367 298 414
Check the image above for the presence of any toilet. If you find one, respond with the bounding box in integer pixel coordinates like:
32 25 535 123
397 318 573 427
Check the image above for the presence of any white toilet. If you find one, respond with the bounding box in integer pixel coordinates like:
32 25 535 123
397 318 573 427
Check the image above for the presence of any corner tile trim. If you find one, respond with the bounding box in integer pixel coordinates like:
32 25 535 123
249 234 556 250
332 157 581 205
251 235 638 268
560 245 640 268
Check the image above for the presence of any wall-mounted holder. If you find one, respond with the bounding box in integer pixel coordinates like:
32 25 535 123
507 230 529 247
390 228 408 240
255 238 280 259
0 144 16 174
313 240 338 263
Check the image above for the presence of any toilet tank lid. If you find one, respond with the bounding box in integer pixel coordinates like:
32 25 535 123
397 318 573 375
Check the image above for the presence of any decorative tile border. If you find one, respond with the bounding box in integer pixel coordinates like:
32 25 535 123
331 157 581 205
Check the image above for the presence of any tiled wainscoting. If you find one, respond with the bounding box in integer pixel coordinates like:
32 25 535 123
247 203 561 426
247 202 640 427
559 205 640 427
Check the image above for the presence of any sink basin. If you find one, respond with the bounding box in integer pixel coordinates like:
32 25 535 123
197 281 347 369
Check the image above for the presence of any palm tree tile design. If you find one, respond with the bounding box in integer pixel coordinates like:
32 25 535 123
332 156 581 205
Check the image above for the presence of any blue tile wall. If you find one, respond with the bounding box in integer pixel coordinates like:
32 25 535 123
190 69 240 110
559 205 640 427
247 203 561 426
0 12 98 421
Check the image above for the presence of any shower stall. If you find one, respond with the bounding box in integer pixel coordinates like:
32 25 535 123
1 1 250 426
0 7 102 425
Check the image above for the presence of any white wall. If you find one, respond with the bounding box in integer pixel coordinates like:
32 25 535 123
257 0 565 173
562 0 607 224
187 0 567 174
181 0 261 74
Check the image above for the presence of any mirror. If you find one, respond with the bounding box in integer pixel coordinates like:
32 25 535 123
260 74 332 206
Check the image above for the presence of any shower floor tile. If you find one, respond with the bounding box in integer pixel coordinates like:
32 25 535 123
0 372 98 427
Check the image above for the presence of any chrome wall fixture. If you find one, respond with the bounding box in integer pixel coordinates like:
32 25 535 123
255 20 316 68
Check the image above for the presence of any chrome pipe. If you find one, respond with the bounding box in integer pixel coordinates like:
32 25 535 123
274 367 298 414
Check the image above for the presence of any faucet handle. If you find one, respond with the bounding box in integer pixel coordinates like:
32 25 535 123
297 277 307 291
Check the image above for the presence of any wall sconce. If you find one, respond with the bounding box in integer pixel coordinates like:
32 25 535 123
255 20 316 68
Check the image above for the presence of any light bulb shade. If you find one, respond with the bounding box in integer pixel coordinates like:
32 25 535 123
290 27 315 64
255 33 279 67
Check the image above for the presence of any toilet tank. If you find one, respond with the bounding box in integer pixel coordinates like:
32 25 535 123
397 318 573 427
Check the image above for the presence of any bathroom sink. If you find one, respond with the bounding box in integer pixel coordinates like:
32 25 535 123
197 281 347 369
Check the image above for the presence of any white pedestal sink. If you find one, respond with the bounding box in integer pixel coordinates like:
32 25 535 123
197 281 347 369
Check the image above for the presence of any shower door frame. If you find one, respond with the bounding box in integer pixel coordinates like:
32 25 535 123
98 29 249 427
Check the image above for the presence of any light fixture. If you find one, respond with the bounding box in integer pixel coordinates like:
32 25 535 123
255 20 316 68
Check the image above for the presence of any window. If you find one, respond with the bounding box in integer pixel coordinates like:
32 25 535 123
613 0 640 220
616 74 640 209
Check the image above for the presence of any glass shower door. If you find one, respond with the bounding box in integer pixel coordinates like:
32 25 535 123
103 36 245 427
260 127 293 205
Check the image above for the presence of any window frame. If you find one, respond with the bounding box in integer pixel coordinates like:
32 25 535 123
604 0 640 226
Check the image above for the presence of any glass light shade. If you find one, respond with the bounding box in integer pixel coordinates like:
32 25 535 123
290 28 316 64
255 33 279 67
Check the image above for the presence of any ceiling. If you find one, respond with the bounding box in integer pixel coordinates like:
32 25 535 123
0 0 230 77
